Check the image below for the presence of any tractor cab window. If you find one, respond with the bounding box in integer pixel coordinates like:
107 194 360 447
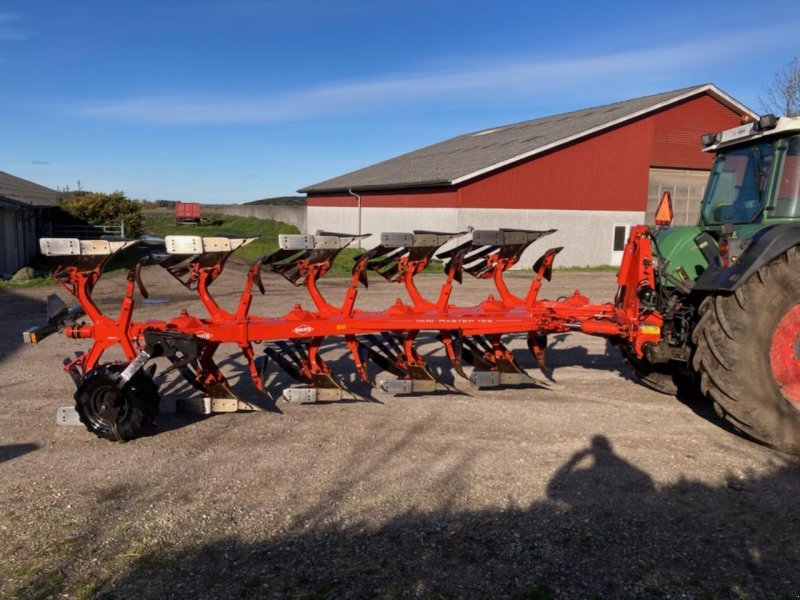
771 135 800 218
701 140 776 225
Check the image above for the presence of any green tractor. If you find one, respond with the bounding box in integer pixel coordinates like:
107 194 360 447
624 113 800 454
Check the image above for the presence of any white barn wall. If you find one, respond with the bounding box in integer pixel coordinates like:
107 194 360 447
220 204 306 232
307 206 645 267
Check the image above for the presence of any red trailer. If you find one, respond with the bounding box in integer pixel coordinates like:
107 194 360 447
174 201 201 225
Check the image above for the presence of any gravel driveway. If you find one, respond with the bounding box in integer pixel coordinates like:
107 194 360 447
1 264 798 599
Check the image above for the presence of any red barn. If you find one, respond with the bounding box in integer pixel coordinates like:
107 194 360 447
300 84 755 266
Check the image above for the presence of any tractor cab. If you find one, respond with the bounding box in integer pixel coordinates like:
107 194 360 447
652 115 800 281
700 114 800 228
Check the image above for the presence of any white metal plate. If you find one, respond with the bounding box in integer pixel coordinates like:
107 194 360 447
718 122 756 144
78 239 137 255
313 235 345 249
165 235 203 255
472 230 503 246
412 233 438 247
226 237 257 252
381 232 415 247
40 238 80 256
202 237 257 253
283 387 318 403
209 398 238 412
502 231 527 245
55 406 82 426
40 238 139 256
78 240 114 255
200 237 234 252
279 234 315 250
379 379 413 394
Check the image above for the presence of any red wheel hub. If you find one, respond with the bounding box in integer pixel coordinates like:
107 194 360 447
770 303 800 407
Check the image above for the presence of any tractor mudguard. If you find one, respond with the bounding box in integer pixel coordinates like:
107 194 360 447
693 223 800 292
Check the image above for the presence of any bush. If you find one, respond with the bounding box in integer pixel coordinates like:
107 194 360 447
59 191 146 237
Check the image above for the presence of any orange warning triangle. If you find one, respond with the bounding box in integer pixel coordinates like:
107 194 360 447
655 191 673 227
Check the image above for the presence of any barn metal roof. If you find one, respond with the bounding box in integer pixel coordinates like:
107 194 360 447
0 171 59 207
299 84 755 194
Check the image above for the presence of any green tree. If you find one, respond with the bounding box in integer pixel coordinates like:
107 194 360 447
59 190 145 237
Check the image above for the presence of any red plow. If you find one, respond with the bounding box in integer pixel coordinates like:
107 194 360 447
26 227 663 441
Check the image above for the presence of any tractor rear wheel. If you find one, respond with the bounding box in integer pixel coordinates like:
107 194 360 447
74 364 160 441
692 248 800 454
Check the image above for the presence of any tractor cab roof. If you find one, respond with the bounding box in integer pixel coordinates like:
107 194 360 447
702 115 800 153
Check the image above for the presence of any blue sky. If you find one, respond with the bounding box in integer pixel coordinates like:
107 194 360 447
1 1 799 203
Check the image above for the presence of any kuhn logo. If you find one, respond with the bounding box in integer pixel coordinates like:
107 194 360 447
292 325 314 335
196 331 212 340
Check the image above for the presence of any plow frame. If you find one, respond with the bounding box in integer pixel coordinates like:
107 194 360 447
28 226 665 439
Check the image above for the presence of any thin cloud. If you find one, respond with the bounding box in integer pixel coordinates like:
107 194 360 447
0 13 30 42
0 31 28 42
226 0 391 21
74 25 797 125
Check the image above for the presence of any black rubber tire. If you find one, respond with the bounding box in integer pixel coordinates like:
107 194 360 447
620 347 683 396
74 364 161 441
691 248 800 454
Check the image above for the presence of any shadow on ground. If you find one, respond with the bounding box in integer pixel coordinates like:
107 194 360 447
0 443 39 464
102 435 800 599
0 289 46 365
148 332 737 443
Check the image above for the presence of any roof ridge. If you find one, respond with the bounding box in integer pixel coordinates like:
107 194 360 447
299 84 751 194
462 84 710 136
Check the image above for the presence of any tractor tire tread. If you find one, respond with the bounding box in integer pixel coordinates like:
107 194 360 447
691 250 800 454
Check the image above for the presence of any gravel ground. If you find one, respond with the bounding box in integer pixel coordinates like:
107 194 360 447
1 263 799 599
